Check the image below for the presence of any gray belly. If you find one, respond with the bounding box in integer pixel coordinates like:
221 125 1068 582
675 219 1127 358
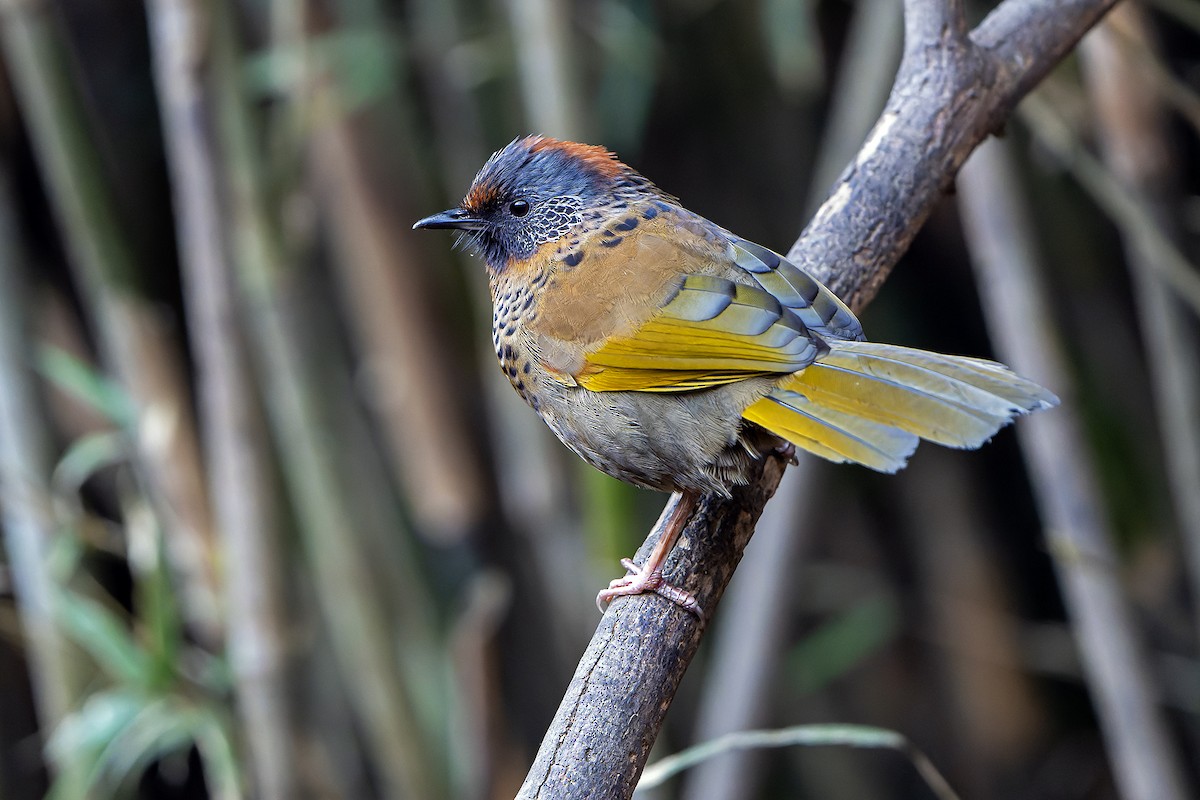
532 378 780 495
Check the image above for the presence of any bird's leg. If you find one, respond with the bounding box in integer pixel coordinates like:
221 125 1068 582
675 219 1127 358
596 490 702 618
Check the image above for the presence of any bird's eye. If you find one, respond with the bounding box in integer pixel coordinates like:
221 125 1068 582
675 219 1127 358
509 199 531 217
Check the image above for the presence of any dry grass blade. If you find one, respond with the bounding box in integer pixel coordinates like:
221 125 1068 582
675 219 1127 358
639 724 961 800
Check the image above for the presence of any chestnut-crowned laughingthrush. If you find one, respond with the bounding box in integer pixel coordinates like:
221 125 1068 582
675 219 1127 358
415 135 1058 617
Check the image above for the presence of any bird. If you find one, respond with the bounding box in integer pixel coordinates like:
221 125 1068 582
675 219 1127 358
414 135 1058 617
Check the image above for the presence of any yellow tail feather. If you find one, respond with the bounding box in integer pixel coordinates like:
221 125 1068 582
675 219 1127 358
742 341 1058 472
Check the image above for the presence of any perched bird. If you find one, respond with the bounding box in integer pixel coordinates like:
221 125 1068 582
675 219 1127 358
415 135 1057 616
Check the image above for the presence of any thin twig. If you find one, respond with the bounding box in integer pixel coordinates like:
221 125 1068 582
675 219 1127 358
1018 96 1200 316
958 135 1190 800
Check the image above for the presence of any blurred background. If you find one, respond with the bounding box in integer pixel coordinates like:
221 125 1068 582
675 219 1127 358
0 0 1198 798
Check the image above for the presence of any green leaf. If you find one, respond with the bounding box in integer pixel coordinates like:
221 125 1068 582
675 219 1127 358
52 430 130 497
54 590 152 685
127 501 182 690
48 693 244 800
46 688 143 768
243 29 400 112
96 698 201 791
36 344 135 426
192 708 245 800
786 592 900 693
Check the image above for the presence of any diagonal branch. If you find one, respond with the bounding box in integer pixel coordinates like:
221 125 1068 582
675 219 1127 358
518 1 1120 797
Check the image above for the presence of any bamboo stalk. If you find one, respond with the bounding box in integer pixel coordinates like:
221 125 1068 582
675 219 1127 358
211 5 443 796
0 161 87 792
1079 5 1200 651
312 114 491 544
503 0 588 140
804 0 903 216
478 0 602 650
0 0 221 642
143 0 294 796
958 135 1190 800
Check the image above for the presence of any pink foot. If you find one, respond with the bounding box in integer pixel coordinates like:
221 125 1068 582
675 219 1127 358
596 558 703 618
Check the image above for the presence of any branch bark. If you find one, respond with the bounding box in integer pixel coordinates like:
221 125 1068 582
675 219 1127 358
518 1 1120 797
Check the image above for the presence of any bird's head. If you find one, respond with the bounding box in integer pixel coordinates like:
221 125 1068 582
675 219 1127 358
414 135 656 271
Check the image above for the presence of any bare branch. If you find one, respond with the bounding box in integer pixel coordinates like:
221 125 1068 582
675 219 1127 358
519 458 788 799
903 0 968 52
519 0 1121 797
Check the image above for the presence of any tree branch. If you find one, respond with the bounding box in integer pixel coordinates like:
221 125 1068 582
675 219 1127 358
517 1 1119 797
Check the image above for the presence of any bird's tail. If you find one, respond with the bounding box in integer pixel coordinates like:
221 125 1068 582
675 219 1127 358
741 341 1058 473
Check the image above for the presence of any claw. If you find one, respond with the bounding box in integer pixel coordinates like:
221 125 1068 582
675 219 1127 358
774 441 799 466
596 558 703 619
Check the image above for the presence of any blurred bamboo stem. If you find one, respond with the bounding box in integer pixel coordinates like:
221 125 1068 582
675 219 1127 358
681 460 818 800
1079 8 1200 647
1016 96 1200 315
503 0 587 139
144 0 294 797
212 5 442 797
504 0 644 653
0 0 221 641
901 453 1045 789
958 137 1190 800
451 0 596 651
313 113 490 543
0 164 87 791
687 6 903 795
804 0 903 216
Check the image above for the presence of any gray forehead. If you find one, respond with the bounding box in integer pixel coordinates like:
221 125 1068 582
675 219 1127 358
469 143 608 206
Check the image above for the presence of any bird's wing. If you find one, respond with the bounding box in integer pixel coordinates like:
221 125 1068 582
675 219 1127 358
727 237 864 342
574 273 826 391
529 217 833 393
